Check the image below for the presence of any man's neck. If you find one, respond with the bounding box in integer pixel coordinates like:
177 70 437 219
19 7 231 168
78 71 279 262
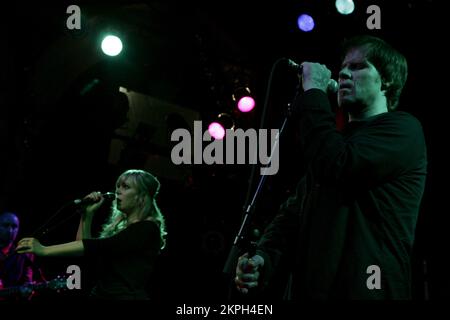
348 108 387 122
348 98 388 122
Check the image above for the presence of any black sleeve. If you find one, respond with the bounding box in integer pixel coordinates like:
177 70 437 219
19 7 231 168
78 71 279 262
257 175 307 287
83 221 161 257
296 89 427 188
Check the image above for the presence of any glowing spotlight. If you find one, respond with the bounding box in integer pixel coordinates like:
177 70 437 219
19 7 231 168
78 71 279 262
335 0 355 15
101 35 123 56
208 113 235 140
232 87 255 113
208 122 225 140
238 96 255 113
297 14 315 32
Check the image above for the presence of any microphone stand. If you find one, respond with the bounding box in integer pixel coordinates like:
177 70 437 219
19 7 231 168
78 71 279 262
223 58 301 296
222 102 295 271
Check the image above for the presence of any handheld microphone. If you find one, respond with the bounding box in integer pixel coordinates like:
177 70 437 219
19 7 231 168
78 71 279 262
73 192 115 205
287 59 338 94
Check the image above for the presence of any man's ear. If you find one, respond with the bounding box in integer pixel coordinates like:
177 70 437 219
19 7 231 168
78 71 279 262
381 81 392 92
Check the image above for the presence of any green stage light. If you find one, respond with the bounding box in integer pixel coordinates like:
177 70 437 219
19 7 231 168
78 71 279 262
101 35 123 56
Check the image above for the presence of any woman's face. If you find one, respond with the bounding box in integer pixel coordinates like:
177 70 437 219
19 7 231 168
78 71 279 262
115 177 140 215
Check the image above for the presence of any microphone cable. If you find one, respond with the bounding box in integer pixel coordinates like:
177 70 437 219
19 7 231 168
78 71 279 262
31 193 113 238
32 202 80 238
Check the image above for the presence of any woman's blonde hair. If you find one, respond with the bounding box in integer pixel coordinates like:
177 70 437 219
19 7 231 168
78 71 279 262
99 169 167 250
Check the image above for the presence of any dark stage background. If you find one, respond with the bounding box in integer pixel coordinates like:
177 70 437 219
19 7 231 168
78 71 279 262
1 0 447 302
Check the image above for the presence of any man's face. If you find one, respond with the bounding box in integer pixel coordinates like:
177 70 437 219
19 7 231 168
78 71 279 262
337 47 384 112
0 213 20 248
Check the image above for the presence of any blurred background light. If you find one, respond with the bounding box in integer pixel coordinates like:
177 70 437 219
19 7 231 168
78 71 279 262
297 14 315 32
101 35 123 56
335 0 355 15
